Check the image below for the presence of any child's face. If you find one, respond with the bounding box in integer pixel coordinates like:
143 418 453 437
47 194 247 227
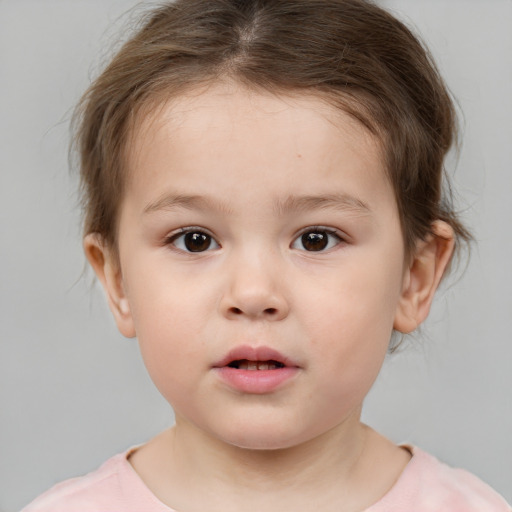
96 83 414 449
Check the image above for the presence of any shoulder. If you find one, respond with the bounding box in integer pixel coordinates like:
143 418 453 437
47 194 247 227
412 448 510 511
371 446 511 512
21 449 173 512
21 452 127 512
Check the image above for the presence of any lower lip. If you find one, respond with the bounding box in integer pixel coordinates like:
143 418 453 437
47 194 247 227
214 367 299 394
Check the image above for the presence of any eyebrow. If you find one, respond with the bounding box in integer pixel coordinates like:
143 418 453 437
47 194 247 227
273 193 371 216
143 194 234 215
143 192 371 216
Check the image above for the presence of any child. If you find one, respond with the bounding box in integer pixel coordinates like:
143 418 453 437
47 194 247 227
22 0 510 510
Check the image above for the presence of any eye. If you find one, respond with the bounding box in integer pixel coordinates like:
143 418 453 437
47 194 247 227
291 228 343 252
166 229 220 253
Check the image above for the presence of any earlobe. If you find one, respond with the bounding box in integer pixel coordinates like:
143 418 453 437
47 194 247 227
393 221 455 333
83 234 136 338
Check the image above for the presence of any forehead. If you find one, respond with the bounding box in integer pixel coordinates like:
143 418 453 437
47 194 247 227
125 82 391 209
132 82 379 151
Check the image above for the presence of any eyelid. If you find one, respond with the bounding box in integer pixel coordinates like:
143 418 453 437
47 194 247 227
295 225 347 240
165 225 215 238
164 226 221 252
291 226 347 251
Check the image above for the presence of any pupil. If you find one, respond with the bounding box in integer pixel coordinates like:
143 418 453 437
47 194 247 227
184 232 211 252
302 232 328 251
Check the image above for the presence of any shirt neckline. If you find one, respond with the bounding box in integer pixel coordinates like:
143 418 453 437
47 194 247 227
115 444 423 512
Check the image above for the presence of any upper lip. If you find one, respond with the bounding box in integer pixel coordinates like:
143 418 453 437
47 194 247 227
213 345 298 368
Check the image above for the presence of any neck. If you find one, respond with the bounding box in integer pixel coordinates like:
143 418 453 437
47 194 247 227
172 409 367 492
128 408 411 512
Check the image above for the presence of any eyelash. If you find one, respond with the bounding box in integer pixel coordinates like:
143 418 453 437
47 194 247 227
164 226 345 253
291 227 345 252
164 227 220 253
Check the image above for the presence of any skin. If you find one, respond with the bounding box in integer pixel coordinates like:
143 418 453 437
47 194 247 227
85 82 454 512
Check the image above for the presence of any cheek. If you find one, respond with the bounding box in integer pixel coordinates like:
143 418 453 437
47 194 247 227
125 253 214 330
305 252 403 337
122 264 216 384
300 251 404 385
132 307 209 405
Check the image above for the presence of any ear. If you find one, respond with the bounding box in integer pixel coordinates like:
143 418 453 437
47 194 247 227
83 234 136 338
393 220 455 334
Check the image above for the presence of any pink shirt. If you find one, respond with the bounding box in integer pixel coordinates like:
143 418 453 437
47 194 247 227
23 446 510 511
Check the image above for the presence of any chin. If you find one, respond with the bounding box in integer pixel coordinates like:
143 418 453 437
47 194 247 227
211 420 319 452
224 436 302 452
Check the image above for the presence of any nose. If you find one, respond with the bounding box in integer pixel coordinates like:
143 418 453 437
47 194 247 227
219 250 290 321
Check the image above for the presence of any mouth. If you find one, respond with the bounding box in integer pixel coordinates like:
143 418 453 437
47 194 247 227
213 345 299 394
227 359 286 370
213 345 296 370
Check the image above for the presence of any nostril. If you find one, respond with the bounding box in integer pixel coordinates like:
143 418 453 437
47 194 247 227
227 306 278 316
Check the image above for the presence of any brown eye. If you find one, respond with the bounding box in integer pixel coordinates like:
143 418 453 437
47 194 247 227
169 230 220 253
302 232 328 251
184 232 212 252
292 229 342 252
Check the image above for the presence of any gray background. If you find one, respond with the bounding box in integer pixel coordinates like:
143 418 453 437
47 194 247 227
1 0 511 510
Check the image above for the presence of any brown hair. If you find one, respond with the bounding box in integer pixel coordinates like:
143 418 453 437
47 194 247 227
74 0 471 261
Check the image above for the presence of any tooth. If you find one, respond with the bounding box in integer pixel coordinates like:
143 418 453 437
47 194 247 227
239 361 248 370
258 362 269 370
247 361 258 371
268 363 277 370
